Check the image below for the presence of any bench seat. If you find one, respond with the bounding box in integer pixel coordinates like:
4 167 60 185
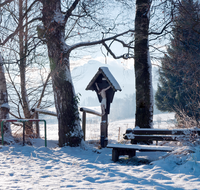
107 144 173 162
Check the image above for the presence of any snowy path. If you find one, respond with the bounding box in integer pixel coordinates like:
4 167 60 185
0 113 200 189
0 139 200 190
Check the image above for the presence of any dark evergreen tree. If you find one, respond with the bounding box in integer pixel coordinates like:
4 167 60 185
155 0 200 124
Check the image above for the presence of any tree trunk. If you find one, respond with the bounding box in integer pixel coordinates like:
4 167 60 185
19 0 32 134
134 0 153 128
0 54 11 135
41 0 83 147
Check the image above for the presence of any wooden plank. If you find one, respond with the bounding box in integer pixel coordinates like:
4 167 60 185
79 107 101 117
31 108 57 116
107 144 173 152
129 128 200 135
130 135 178 141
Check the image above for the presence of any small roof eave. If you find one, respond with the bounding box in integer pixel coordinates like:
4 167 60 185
86 67 121 91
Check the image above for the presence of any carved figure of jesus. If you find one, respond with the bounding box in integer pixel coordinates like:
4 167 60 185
95 83 111 115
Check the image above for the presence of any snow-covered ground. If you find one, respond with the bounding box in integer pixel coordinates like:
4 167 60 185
0 113 200 190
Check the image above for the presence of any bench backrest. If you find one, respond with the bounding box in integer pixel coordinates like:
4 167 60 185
124 128 200 142
125 128 200 135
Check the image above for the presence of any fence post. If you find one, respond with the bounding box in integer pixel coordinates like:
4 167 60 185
101 113 108 148
82 111 86 141
1 121 4 145
35 112 40 137
118 127 120 142
23 122 25 146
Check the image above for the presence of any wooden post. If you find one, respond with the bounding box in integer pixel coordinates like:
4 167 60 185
112 148 119 162
35 112 40 138
118 127 120 142
101 113 108 148
82 111 86 141
23 122 25 146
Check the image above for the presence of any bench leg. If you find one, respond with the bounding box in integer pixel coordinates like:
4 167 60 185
128 150 136 158
112 148 119 162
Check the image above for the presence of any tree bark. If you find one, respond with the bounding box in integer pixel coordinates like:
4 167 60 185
0 54 11 135
134 0 153 128
41 0 83 147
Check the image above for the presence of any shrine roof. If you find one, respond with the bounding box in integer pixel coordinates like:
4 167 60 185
86 67 121 91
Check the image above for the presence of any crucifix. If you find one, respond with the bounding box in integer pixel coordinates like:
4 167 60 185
86 67 121 147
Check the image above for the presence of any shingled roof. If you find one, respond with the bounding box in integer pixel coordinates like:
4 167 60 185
86 67 121 91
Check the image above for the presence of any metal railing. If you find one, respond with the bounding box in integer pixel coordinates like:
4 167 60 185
1 119 47 147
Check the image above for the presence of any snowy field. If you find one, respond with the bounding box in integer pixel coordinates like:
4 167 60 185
0 113 200 190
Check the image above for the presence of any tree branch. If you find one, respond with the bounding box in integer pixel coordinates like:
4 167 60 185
64 0 80 23
36 72 51 109
0 0 13 7
22 0 40 20
0 17 42 45
68 29 135 53
102 41 126 59
149 19 173 35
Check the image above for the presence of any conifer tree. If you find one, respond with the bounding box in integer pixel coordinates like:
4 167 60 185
155 0 200 123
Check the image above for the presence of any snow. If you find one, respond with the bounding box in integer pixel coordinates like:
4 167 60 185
31 108 57 117
100 67 122 91
0 103 10 110
53 6 65 25
0 113 200 189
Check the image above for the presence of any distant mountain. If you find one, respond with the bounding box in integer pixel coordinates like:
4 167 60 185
71 60 135 103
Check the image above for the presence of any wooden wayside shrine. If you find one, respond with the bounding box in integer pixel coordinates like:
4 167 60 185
86 67 121 147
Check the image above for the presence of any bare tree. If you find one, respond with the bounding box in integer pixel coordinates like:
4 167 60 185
0 53 11 135
0 0 53 136
0 0 14 136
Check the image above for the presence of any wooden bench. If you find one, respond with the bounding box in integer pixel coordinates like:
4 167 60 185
107 128 200 162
